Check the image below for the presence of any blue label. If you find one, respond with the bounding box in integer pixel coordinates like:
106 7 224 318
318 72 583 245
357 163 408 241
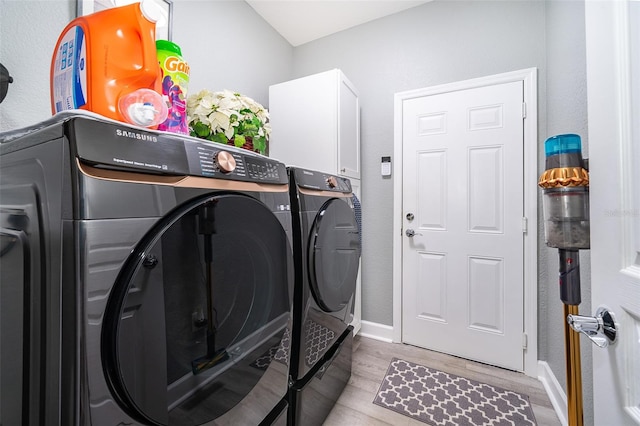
73 27 86 108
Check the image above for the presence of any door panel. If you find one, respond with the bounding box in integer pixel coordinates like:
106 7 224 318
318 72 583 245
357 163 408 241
469 146 503 232
468 256 504 333
402 81 525 371
415 252 446 321
417 151 446 230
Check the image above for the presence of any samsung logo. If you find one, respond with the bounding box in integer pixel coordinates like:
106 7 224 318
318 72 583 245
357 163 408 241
116 129 158 142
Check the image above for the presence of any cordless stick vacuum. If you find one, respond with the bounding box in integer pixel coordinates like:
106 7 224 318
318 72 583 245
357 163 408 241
538 134 590 426
192 202 229 375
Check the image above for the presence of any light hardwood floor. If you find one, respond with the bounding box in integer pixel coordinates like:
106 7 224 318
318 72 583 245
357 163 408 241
324 335 561 425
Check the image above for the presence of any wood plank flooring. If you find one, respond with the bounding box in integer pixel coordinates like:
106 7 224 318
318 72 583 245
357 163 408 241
324 335 561 425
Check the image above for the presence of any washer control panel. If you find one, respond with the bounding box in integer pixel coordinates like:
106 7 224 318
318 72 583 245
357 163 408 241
70 116 287 184
292 167 352 193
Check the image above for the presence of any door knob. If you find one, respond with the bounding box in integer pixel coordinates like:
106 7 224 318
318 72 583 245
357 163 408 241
405 229 422 237
567 307 617 348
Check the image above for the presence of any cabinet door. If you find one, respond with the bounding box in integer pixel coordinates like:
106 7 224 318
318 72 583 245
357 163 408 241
338 74 360 179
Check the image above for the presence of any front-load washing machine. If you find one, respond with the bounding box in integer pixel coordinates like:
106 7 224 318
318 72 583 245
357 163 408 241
0 111 293 426
286 167 361 425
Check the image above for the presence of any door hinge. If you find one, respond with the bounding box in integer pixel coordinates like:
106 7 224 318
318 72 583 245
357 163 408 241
522 333 528 350
522 102 527 119
522 217 528 233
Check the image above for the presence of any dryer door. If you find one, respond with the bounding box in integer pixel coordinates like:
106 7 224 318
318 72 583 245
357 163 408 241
308 198 361 312
103 193 291 426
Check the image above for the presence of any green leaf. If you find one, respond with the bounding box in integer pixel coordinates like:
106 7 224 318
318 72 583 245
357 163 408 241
193 121 211 138
234 134 246 147
253 136 266 155
211 133 228 144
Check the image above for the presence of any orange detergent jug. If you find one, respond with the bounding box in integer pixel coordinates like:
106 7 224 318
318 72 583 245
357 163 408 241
50 1 166 126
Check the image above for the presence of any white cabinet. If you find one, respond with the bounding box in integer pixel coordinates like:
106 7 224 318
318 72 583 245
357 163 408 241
268 69 360 180
269 69 362 334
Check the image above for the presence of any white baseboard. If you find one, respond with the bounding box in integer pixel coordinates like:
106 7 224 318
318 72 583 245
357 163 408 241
358 320 394 342
538 361 568 426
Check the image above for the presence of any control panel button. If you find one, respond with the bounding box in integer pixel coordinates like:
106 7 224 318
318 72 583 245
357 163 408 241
215 150 237 173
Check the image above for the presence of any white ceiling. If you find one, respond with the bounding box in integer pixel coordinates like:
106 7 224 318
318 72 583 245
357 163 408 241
245 0 432 46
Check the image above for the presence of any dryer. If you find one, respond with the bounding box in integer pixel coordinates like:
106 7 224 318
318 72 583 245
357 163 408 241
286 167 361 425
0 111 293 425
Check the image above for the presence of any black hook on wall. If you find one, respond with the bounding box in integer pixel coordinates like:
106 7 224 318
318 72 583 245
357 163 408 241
0 63 14 104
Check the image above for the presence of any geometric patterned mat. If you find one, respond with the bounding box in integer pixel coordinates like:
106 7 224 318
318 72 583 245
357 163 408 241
373 358 537 426
250 328 291 370
303 319 336 367
250 319 337 370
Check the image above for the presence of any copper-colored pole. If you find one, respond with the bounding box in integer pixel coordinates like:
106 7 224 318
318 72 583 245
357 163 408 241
564 304 584 426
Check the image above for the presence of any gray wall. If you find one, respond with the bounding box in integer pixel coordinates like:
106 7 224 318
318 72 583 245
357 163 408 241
0 0 592 423
171 0 293 108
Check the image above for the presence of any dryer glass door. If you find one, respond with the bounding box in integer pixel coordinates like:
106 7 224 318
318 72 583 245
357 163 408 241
308 198 361 312
103 193 291 426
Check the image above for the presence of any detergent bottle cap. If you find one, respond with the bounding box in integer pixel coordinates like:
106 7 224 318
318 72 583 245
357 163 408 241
156 39 182 56
139 0 161 23
119 88 168 127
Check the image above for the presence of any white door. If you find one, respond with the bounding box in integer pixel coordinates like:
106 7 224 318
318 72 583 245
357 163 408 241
401 81 525 371
586 1 640 424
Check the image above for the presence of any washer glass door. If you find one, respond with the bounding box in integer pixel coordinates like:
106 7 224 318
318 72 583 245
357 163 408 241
308 198 361 312
103 193 291 426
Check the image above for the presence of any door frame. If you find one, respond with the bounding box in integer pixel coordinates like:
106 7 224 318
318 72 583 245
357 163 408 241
392 68 538 376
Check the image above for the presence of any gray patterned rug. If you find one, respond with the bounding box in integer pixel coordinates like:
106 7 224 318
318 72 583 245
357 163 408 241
373 358 537 426
250 328 291 370
303 319 336 366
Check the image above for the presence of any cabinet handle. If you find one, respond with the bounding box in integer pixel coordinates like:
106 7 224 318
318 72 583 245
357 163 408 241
340 168 346 173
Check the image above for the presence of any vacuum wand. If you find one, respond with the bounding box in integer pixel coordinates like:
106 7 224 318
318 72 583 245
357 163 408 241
559 249 583 426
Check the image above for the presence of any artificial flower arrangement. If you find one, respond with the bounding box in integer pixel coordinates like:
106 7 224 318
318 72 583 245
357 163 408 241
186 89 270 155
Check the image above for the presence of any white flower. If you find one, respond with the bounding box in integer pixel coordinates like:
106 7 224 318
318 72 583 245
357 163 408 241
186 89 271 155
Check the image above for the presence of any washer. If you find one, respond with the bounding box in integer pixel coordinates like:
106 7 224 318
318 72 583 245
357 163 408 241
0 111 293 425
286 167 361 425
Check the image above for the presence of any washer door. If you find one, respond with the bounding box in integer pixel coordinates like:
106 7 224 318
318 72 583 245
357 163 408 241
103 193 291 426
307 198 361 312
